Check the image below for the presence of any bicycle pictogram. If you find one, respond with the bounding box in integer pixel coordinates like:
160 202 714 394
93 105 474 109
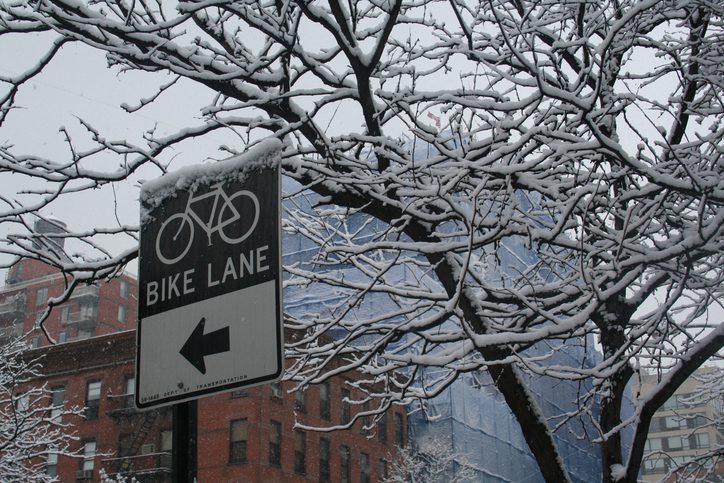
155 183 260 265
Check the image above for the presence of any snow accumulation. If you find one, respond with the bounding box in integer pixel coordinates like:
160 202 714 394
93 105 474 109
139 138 283 225
609 464 626 481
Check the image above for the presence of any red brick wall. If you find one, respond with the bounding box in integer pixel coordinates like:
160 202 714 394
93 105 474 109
21 331 405 483
199 380 404 483
1 259 138 347
22 332 172 482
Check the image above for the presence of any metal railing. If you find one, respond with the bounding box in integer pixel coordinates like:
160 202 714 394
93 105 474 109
100 452 172 478
0 293 25 316
105 392 137 417
70 285 99 299
62 310 96 328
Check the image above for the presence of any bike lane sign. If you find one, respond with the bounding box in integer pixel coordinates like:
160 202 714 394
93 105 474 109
135 139 283 409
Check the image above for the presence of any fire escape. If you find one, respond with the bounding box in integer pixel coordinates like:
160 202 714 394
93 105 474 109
104 391 171 482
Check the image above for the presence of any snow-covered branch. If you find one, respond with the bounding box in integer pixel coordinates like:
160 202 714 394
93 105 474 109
0 337 83 482
1 1 722 482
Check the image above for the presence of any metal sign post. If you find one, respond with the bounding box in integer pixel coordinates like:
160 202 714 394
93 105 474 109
136 141 283 480
172 400 197 482
135 144 284 483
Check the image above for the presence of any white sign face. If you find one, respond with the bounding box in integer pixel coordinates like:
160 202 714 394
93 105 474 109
137 282 278 406
136 149 282 409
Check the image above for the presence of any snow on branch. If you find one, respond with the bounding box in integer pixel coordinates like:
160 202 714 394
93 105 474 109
1 1 722 481
0 337 83 481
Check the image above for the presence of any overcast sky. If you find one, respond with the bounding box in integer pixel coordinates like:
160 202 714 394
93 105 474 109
0 34 251 276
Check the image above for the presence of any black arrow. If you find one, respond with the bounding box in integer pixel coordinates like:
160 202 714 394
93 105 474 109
180 317 230 374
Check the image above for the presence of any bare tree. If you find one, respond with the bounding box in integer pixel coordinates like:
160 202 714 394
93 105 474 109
0 337 82 482
0 1 722 482
99 468 139 483
383 434 477 483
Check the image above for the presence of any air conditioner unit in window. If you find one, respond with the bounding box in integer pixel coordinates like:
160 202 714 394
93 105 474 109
75 469 93 480
140 443 155 455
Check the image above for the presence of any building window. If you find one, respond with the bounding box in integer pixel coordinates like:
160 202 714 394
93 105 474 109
120 280 129 298
270 382 282 400
319 382 330 420
378 413 387 443
667 435 685 451
85 380 101 420
294 430 306 474
50 386 64 421
340 445 351 483
124 376 135 395
692 432 710 449
294 389 306 413
16 392 29 412
161 430 173 452
663 393 698 411
360 401 370 434
10 263 23 282
123 376 135 408
319 438 330 482
689 413 708 429
360 452 370 483
230 419 248 464
117 305 127 323
341 388 350 425
378 459 388 481
81 439 96 472
30 336 40 349
394 412 404 447
664 415 686 430
58 330 67 343
645 437 662 452
160 430 173 468
36 287 48 306
60 305 71 322
118 434 133 458
269 420 281 467
80 303 95 319
46 451 58 477
34 311 45 328
231 388 248 398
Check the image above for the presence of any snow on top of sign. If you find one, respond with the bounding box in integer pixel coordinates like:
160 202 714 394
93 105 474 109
140 138 283 225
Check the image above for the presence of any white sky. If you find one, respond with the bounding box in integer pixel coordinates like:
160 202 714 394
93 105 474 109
0 34 253 276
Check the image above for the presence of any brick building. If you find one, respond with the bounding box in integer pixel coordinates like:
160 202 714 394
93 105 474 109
23 330 172 481
0 261 138 348
4 252 406 482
